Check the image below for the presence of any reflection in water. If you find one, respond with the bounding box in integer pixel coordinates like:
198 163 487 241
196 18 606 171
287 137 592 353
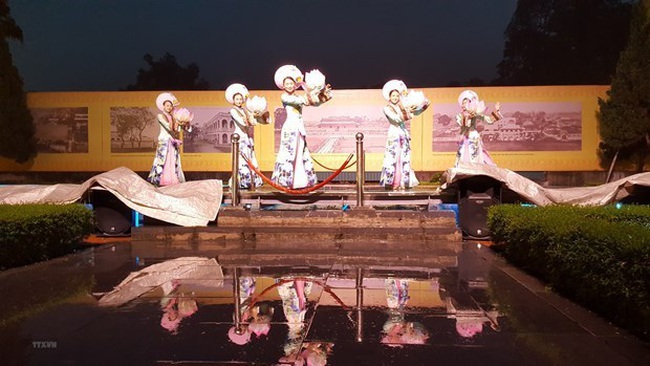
7 244 640 365
444 244 501 339
97 257 223 335
160 280 198 333
90 246 501 364
382 278 430 346
97 257 224 307
455 311 499 338
298 342 334 366
228 276 274 345
278 279 313 363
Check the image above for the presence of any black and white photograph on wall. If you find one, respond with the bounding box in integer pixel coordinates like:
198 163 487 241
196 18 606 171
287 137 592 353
432 102 582 152
31 107 89 153
274 103 411 154
109 107 233 153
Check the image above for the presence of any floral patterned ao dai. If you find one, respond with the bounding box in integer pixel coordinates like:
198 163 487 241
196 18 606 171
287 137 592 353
271 94 319 189
230 107 263 189
379 104 420 189
148 113 188 186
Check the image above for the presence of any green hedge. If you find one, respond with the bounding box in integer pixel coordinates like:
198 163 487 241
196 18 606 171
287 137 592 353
487 204 650 341
0 204 95 270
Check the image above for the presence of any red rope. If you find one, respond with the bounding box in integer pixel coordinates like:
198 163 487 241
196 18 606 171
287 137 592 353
241 153 353 195
312 155 357 171
246 277 351 311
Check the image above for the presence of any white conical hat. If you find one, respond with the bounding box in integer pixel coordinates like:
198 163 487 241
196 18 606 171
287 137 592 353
382 79 407 101
156 92 179 111
458 90 479 106
274 65 303 89
225 83 249 104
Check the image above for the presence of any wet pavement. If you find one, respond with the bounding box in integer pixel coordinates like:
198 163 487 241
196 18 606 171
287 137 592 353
1 240 648 365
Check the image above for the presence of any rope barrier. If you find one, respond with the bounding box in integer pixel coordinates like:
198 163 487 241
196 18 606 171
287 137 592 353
245 277 351 311
312 155 357 171
241 153 354 195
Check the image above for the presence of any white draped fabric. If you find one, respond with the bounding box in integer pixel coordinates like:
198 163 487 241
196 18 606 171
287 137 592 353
443 163 650 206
0 167 222 227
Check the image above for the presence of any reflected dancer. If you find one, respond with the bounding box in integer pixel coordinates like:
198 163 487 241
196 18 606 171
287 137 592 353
228 276 274 345
160 280 198 334
278 278 313 363
455 310 500 339
98 257 223 307
381 278 430 346
441 246 501 340
297 342 333 366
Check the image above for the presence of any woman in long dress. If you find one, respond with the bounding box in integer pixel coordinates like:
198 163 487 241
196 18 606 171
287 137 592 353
147 92 192 186
454 89 501 167
271 65 331 189
225 83 263 189
379 80 428 190
277 278 313 362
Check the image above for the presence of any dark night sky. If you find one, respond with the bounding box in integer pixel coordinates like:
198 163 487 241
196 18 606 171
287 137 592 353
8 0 518 92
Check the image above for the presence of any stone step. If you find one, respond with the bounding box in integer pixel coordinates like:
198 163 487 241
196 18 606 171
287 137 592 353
131 226 461 245
131 207 461 252
216 207 458 230
128 241 461 270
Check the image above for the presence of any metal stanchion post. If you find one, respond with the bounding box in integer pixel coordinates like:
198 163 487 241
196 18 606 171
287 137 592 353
355 132 365 207
232 267 243 334
231 133 240 207
356 267 364 342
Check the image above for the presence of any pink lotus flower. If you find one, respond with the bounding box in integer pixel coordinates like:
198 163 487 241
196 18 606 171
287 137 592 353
246 95 268 113
172 108 194 123
403 90 429 111
305 69 326 91
466 99 486 115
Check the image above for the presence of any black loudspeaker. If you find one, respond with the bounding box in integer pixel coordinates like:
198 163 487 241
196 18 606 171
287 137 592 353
458 177 501 240
90 187 132 236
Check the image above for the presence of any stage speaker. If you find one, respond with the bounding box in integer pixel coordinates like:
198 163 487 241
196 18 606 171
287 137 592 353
458 177 501 240
90 187 132 236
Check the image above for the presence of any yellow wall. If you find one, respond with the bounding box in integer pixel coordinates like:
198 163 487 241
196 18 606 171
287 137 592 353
0 85 608 172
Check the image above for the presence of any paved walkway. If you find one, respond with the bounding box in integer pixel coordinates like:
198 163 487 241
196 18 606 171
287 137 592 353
0 241 648 365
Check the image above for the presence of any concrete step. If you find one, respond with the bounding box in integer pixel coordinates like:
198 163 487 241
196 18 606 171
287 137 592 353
131 207 461 253
216 207 458 230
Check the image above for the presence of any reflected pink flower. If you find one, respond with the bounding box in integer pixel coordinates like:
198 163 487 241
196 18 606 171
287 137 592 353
228 326 252 345
456 319 484 338
249 322 271 337
161 310 181 333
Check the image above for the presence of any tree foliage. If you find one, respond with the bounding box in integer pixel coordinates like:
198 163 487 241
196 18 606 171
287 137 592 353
0 0 36 163
496 0 633 86
597 0 650 172
125 52 209 91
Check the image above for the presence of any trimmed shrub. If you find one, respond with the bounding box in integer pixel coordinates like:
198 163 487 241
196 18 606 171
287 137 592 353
488 204 650 341
0 204 94 270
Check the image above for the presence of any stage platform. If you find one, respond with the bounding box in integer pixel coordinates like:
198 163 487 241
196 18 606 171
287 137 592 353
222 183 457 210
133 206 462 250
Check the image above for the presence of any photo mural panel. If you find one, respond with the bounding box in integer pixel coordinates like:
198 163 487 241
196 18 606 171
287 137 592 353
110 106 233 153
432 101 582 152
31 107 89 153
273 104 404 154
